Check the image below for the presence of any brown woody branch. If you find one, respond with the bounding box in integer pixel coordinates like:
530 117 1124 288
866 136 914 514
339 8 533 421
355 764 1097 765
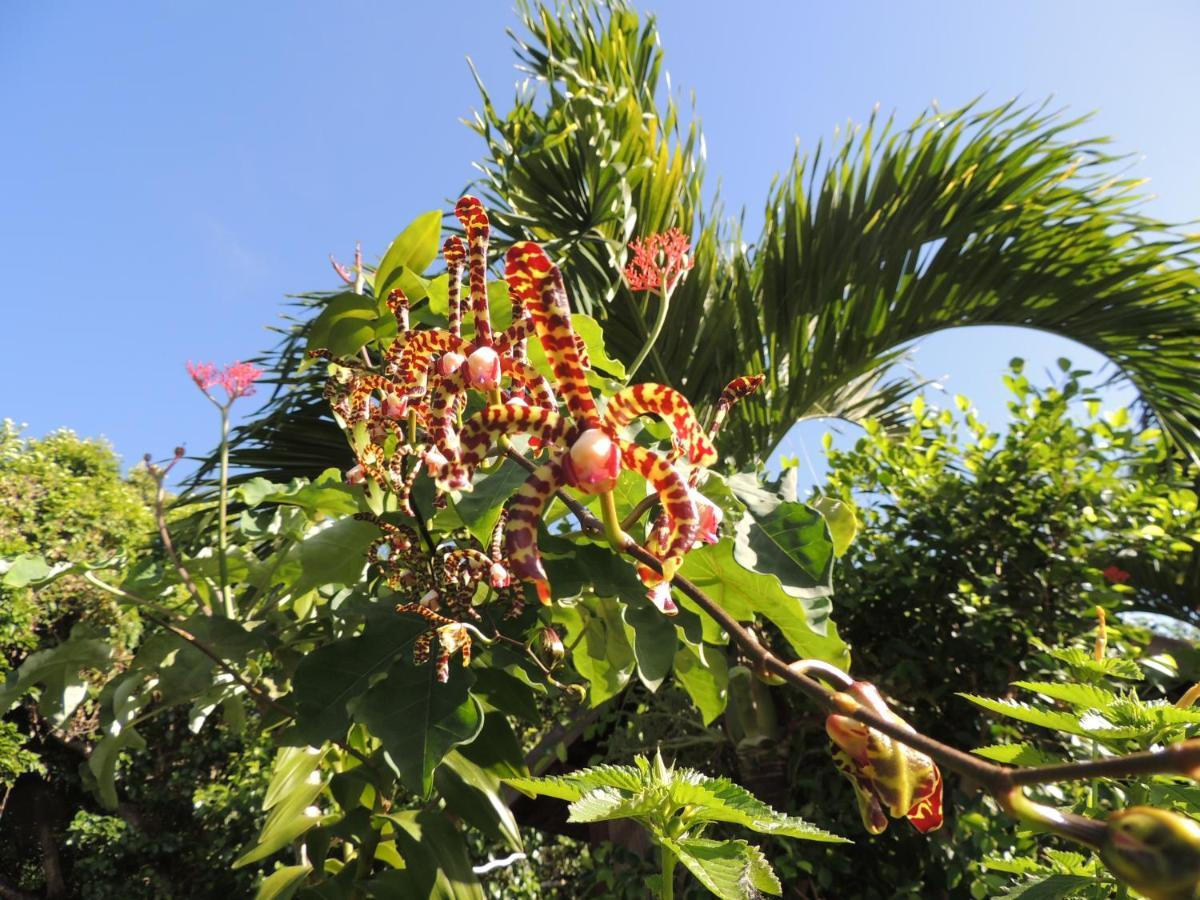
502 447 1200 801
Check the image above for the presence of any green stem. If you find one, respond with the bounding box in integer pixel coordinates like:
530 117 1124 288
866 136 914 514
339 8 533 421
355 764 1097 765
659 841 676 900
627 275 672 381
218 404 233 617
599 490 629 552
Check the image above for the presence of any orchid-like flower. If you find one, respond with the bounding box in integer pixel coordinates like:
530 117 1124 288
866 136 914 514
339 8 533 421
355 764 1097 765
425 241 720 605
826 681 944 835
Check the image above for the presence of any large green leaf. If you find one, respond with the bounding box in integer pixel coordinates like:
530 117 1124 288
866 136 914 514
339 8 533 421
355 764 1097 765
725 472 834 602
284 517 377 596
254 865 311 900
622 600 677 691
551 595 635 705
672 643 729 725
306 291 380 359
435 751 524 853
372 810 484 900
668 771 847 842
373 210 443 304
448 459 529 548
292 614 427 743
679 541 849 668
235 746 328 868
0 634 112 725
349 659 483 797
664 837 781 900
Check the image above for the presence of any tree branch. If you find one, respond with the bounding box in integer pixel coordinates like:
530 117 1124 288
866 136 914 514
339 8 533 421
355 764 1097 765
502 446 1200 803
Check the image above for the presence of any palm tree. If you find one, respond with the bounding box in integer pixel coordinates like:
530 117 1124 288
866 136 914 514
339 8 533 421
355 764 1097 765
210 0 1200 484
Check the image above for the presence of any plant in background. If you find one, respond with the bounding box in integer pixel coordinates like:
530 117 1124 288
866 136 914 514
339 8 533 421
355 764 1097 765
508 750 846 899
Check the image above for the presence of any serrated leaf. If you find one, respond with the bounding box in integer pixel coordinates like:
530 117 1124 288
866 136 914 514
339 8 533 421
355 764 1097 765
666 837 782 899
973 744 1065 767
505 763 645 801
349 659 483 797
568 786 663 824
996 874 1097 899
1011 681 1117 709
669 771 847 842
958 695 1086 736
982 855 1052 876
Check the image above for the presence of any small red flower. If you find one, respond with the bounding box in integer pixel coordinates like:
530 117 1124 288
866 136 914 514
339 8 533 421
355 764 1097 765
1103 565 1132 585
623 229 694 294
187 360 263 403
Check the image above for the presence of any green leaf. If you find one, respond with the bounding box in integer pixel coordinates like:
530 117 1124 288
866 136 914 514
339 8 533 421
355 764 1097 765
0 553 52 586
572 313 627 378
679 541 849 668
973 744 1065 767
551 595 635 705
673 643 729 725
255 865 311 900
350 659 483 797
435 751 524 853
374 210 443 303
668 770 847 842
505 764 644 802
235 747 328 868
567 786 662 824
996 874 1098 899
448 459 529 548
623 601 678 691
86 675 146 809
958 695 1087 736
1010 681 1117 709
285 517 377 595
810 496 858 557
292 614 428 743
373 810 484 900
306 291 379 358
0 635 112 724
726 473 835 602
665 837 782 899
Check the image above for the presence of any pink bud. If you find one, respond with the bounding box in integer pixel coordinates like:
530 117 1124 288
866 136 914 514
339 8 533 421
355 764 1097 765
439 351 466 377
489 562 511 589
382 394 407 418
346 464 366 485
466 346 501 390
563 428 621 494
693 492 723 546
647 583 678 616
423 448 449 477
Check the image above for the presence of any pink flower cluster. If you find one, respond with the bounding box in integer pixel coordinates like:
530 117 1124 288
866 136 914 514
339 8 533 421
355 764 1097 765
623 229 694 294
187 360 263 403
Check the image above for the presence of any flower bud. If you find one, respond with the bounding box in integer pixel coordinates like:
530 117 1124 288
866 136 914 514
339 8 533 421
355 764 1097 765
563 428 621 494
466 346 501 390
538 627 565 667
345 464 366 485
382 393 408 418
1102 807 1200 900
439 351 466 377
489 562 511 589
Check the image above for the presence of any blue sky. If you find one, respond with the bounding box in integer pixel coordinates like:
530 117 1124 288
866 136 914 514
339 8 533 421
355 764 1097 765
1 2 1197 483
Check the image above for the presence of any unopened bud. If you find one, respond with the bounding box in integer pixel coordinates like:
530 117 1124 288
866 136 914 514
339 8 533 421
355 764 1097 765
466 346 501 390
1102 806 1200 900
439 351 466 377
563 428 621 494
538 627 565 668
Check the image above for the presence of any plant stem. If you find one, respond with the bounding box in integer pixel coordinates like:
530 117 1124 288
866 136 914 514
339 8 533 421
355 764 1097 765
627 274 671 381
217 404 233 617
599 490 628 551
659 841 676 900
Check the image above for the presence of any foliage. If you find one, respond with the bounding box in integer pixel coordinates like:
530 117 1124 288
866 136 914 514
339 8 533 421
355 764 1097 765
211 0 1200 488
508 750 846 898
